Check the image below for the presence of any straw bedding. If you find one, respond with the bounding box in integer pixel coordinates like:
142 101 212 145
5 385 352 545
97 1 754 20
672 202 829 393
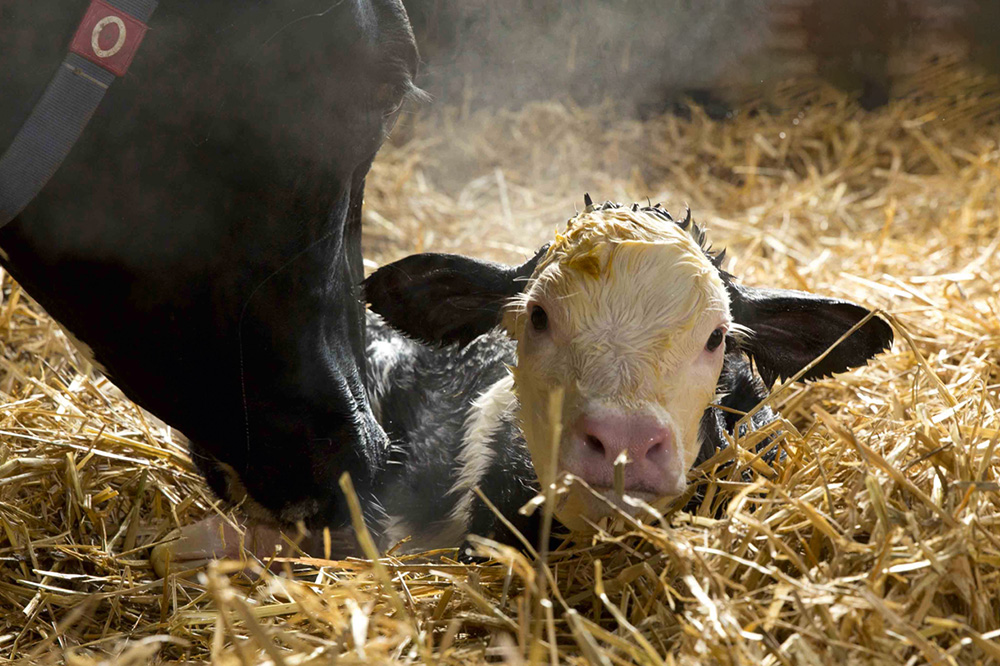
1 65 999 664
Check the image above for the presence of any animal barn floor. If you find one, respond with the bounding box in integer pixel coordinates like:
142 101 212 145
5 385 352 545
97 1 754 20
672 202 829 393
2 67 1000 665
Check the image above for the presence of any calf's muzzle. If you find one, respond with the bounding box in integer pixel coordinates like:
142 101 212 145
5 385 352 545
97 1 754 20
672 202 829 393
564 412 684 497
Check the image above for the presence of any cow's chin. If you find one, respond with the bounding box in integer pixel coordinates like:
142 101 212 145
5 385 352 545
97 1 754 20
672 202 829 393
552 481 683 532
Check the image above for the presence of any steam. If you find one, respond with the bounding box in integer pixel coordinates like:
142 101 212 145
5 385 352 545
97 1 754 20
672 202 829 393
406 0 773 112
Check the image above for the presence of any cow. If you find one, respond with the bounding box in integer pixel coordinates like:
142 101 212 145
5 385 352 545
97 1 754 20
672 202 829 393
151 199 893 572
0 0 420 564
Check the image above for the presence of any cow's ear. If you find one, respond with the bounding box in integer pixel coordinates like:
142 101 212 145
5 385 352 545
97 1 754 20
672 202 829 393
728 283 893 386
363 245 548 346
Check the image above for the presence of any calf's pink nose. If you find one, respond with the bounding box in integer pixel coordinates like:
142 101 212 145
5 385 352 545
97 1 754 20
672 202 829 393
566 413 681 495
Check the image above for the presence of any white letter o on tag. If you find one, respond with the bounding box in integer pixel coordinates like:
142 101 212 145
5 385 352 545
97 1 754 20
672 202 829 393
91 16 127 59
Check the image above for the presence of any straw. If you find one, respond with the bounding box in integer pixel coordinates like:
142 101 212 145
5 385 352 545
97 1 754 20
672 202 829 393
1 59 999 663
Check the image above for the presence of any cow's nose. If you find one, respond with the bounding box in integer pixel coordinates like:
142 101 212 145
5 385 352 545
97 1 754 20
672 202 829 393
565 413 683 495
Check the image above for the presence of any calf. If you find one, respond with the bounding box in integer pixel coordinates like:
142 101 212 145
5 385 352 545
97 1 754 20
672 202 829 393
1 1 419 558
152 199 891 570
363 198 892 543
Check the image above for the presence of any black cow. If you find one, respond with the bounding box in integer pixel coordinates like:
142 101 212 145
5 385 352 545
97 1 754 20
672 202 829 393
0 1 419 546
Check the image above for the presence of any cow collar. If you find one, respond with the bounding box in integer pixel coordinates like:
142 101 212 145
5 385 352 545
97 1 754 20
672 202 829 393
0 0 159 228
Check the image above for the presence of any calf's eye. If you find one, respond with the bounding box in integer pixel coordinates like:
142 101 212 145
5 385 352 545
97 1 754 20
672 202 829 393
706 327 725 352
530 306 548 332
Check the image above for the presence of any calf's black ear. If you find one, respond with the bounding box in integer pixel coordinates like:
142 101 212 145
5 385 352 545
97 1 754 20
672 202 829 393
728 283 893 386
363 245 549 346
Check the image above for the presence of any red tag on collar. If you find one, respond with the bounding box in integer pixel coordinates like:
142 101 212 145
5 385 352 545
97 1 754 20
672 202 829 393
69 0 149 77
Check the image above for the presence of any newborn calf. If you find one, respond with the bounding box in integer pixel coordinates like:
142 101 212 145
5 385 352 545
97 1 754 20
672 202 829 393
152 199 891 572
364 198 893 541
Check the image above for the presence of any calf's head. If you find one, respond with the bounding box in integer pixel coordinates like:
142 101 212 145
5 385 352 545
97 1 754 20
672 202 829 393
366 199 893 529
502 206 731 515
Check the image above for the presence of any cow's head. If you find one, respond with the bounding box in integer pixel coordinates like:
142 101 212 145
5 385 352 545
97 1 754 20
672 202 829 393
1 0 425 528
365 199 893 529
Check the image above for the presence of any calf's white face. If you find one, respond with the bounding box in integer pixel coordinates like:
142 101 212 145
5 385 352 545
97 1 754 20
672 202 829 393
504 208 731 529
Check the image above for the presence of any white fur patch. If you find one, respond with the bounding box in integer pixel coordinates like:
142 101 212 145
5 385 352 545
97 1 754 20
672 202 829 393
442 373 518 537
367 334 409 424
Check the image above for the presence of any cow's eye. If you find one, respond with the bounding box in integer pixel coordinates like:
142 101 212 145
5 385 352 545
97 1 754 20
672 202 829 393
375 82 408 116
530 306 549 332
706 327 725 352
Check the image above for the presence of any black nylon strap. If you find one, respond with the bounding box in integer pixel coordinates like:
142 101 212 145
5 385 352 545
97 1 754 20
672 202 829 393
108 0 157 22
0 0 159 228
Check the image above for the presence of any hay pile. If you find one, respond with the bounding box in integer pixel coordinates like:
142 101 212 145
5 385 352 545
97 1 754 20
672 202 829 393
2 66 999 664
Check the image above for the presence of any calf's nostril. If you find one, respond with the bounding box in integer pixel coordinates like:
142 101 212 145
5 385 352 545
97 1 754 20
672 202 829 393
646 440 667 462
584 434 605 455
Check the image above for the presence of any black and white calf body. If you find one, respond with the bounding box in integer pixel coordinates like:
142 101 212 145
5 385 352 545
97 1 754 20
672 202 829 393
364 312 531 550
